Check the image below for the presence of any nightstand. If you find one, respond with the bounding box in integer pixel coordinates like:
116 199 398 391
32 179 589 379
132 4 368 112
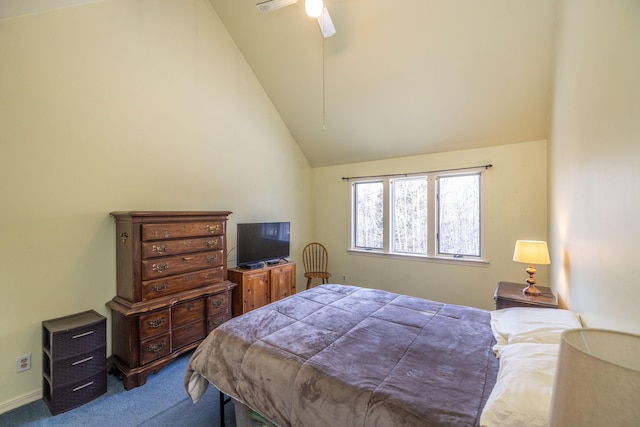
494 281 558 310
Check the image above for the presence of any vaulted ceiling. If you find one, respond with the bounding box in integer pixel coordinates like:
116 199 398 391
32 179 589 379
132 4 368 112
209 0 558 166
1 0 559 167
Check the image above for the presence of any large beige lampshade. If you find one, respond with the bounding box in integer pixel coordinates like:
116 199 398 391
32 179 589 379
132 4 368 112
549 328 640 426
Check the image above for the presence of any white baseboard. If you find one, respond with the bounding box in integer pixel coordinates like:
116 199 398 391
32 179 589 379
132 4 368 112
0 390 42 415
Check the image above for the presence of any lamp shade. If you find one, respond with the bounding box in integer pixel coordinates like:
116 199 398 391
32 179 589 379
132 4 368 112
512 240 550 264
549 328 640 426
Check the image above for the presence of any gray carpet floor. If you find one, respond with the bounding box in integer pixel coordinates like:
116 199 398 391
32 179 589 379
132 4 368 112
0 351 235 426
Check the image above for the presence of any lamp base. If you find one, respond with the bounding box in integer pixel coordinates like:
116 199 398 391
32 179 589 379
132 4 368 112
522 264 540 295
523 284 541 295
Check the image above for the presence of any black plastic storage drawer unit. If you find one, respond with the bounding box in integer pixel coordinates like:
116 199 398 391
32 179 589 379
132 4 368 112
42 310 107 415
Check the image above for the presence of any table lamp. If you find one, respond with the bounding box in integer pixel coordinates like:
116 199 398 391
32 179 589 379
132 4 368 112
549 328 640 426
512 240 550 295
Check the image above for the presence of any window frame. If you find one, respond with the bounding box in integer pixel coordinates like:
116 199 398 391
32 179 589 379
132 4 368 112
348 168 488 265
352 179 385 251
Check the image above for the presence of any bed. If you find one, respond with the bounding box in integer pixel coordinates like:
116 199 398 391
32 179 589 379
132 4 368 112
185 284 500 426
185 284 583 426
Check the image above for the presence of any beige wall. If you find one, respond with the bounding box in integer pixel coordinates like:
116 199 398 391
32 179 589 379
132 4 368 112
312 140 549 309
0 0 312 409
4 0 637 416
549 0 640 333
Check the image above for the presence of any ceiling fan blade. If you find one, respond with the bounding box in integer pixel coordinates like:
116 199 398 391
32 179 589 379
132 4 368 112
316 6 336 37
257 0 298 14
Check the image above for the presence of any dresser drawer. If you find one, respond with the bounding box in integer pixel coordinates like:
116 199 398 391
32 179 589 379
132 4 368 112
172 298 205 327
495 299 546 309
141 236 224 259
141 250 224 280
45 345 106 387
43 368 107 415
140 334 171 365
207 293 230 316
141 268 224 301
172 319 206 350
141 221 225 241
139 309 170 340
207 312 231 331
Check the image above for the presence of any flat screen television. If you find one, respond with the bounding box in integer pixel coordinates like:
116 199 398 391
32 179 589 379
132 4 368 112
237 222 290 268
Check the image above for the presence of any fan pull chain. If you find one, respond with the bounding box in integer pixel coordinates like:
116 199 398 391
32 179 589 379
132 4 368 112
322 35 326 131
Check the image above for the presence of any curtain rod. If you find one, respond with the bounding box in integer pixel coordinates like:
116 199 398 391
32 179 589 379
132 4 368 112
341 164 493 181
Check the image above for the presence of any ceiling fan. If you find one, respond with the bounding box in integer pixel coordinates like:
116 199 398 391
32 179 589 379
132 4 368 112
257 0 336 38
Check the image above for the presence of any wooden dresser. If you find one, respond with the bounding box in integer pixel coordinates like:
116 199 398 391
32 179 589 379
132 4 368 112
106 211 235 390
228 261 296 316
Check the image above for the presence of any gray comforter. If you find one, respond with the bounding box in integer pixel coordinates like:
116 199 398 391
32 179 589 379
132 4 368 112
185 284 498 426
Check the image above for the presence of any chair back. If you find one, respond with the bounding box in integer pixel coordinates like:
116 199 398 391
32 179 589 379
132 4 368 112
302 242 329 275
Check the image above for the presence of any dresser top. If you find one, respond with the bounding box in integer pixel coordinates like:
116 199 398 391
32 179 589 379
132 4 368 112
111 211 232 217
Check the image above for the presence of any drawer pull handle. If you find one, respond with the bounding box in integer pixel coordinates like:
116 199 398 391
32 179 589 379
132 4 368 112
72 356 94 366
206 224 220 233
185 303 195 311
72 381 94 392
206 255 218 263
152 283 168 293
213 319 223 327
148 341 166 353
184 324 194 332
211 299 223 308
72 331 94 339
147 317 166 328
182 257 194 262
152 263 169 273
152 244 168 254
205 239 218 247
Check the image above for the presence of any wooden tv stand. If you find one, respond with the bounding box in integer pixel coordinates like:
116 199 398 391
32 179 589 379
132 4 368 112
228 261 296 316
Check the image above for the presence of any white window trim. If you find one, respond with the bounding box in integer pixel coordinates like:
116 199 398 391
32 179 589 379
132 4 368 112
348 167 489 265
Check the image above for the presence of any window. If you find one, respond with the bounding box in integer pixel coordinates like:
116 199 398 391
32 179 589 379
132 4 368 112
392 177 428 254
353 181 383 249
350 169 486 262
438 174 480 257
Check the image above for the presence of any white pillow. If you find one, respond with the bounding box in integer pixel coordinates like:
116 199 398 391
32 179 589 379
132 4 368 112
491 307 582 355
480 343 559 427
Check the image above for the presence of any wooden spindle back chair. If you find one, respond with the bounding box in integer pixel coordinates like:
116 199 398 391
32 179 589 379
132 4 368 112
302 242 331 289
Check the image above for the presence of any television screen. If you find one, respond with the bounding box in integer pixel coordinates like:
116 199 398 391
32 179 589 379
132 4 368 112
237 222 290 267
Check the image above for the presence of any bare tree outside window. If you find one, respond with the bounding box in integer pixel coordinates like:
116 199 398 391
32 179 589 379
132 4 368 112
392 177 427 254
438 174 480 256
350 169 484 260
354 181 383 249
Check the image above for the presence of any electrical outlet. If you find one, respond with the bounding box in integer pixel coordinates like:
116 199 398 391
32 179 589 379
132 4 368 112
342 274 347 283
17 354 31 372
